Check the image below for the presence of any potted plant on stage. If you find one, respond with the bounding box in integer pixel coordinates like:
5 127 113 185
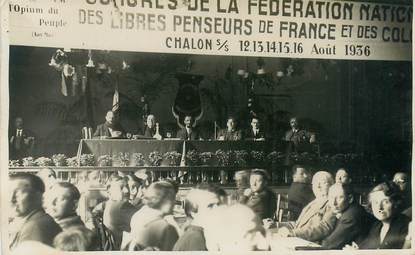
9 160 20 167
35 157 53 167
22 157 36 167
215 149 232 167
148 151 163 166
163 151 182 166
250 151 266 167
267 151 285 184
97 155 112 167
199 151 214 166
185 150 200 183
52 154 67 167
132 153 145 167
113 152 130 167
215 149 234 184
185 150 200 166
66 156 79 167
199 151 214 182
80 154 95 166
234 150 249 167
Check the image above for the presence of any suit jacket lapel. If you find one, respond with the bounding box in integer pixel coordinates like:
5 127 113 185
296 199 327 228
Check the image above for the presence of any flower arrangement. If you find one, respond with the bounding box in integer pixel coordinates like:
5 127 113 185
148 151 163 166
80 154 95 166
52 154 67 166
35 157 53 167
185 150 199 166
22 157 36 167
97 155 112 166
66 156 79 167
215 149 233 166
234 150 249 167
113 152 130 167
199 151 214 165
267 151 285 165
250 150 265 161
250 151 266 165
163 151 182 166
132 153 145 166
9 160 20 167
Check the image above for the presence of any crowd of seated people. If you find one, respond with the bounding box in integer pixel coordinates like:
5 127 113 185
8 167 412 252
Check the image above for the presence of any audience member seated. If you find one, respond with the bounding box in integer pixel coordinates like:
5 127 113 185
204 204 267 251
93 110 125 139
92 175 138 250
9 116 36 160
244 117 265 141
279 171 336 242
350 182 411 249
321 183 373 249
393 172 411 212
230 170 250 203
53 226 98 251
125 174 144 209
287 165 315 220
128 181 179 251
44 182 88 230
9 173 62 249
176 115 201 140
134 169 153 188
87 170 106 189
160 179 182 236
335 168 352 185
239 169 276 220
173 184 220 251
217 117 242 141
37 168 57 191
76 171 90 194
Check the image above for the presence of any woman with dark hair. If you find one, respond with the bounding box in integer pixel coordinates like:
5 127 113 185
348 182 410 249
128 181 179 251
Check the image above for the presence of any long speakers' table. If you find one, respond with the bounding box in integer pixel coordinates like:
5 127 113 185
77 139 274 161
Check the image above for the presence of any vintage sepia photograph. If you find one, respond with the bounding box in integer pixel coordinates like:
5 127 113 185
3 0 413 253
6 46 412 252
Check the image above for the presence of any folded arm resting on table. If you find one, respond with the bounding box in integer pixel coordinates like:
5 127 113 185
279 211 337 243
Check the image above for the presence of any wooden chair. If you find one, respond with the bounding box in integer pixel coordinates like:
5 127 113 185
275 193 291 222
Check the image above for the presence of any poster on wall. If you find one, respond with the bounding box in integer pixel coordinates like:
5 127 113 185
1 0 413 254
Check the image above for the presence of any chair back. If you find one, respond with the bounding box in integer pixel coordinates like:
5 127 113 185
275 193 291 222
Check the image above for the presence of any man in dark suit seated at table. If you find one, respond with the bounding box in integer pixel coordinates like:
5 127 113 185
239 169 276 220
9 117 36 159
321 183 373 249
287 165 315 221
93 110 125 139
217 116 242 141
9 173 62 250
176 115 201 140
283 117 316 153
244 117 265 141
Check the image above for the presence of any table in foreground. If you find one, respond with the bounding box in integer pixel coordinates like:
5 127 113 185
269 236 322 251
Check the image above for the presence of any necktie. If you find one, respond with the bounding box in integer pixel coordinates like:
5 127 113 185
15 130 22 150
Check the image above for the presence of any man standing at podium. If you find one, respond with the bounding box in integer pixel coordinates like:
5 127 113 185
93 111 125 139
177 115 200 140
